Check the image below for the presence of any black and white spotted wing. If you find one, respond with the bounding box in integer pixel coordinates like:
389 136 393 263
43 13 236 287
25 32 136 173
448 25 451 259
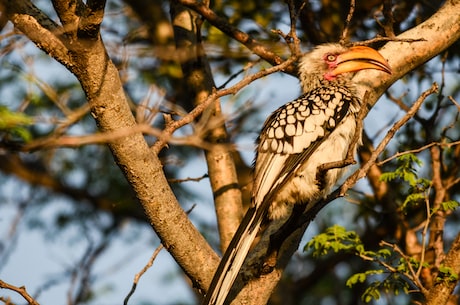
253 85 356 208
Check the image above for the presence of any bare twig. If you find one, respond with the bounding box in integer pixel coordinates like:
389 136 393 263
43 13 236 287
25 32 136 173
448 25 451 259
299 84 438 224
0 199 28 272
168 174 209 184
123 204 196 305
217 59 262 90
0 279 40 305
303 82 439 222
350 36 425 47
417 189 432 281
283 0 302 57
381 0 396 38
14 123 216 152
378 140 460 166
385 90 410 112
379 241 429 296
123 244 165 305
340 0 356 44
448 96 460 111
68 224 115 305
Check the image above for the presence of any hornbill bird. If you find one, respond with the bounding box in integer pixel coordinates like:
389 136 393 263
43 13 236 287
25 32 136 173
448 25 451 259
202 43 392 305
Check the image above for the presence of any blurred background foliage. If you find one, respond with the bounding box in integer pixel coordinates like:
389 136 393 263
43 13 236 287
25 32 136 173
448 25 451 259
0 0 459 304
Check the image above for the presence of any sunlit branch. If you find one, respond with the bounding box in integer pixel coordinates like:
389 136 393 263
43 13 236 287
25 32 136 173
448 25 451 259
175 0 291 72
340 0 356 44
0 280 40 305
151 55 298 154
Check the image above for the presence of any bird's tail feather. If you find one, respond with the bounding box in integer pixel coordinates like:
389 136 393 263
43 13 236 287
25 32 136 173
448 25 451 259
202 206 264 305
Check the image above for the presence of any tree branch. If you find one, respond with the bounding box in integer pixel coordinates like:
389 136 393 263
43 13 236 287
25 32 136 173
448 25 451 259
338 83 439 197
4 0 74 68
0 280 40 305
51 0 84 41
339 0 356 44
175 0 289 71
78 0 106 39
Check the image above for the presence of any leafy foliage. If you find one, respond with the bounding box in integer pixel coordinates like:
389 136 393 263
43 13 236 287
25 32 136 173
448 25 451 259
436 265 459 284
380 153 423 187
305 225 429 303
380 154 433 211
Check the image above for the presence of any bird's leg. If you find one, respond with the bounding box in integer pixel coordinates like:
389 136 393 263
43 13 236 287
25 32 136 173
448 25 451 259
260 203 308 274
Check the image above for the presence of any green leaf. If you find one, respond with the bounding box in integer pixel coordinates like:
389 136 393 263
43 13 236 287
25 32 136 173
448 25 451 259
436 265 459 283
402 192 425 209
362 282 381 302
377 248 392 258
346 270 383 287
440 200 459 212
0 106 33 141
379 171 397 182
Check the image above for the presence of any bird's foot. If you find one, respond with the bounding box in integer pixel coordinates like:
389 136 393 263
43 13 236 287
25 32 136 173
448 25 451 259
260 248 278 275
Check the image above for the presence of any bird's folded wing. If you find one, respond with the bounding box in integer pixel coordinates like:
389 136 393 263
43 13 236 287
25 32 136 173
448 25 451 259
253 88 351 208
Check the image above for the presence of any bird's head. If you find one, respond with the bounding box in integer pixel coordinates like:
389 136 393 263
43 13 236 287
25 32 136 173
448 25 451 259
298 43 392 92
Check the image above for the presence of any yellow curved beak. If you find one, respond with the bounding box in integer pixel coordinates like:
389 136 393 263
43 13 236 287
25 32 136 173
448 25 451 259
331 46 392 76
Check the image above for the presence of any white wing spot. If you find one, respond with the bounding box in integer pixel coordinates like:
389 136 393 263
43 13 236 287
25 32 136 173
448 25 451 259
261 140 269 151
325 107 334 117
304 121 315 132
296 121 303 136
276 141 284 153
283 141 293 154
285 124 296 136
328 117 336 127
301 108 310 117
275 126 285 139
270 140 278 151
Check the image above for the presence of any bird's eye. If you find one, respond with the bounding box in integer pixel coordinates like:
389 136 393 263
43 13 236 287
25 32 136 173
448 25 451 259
326 54 337 62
